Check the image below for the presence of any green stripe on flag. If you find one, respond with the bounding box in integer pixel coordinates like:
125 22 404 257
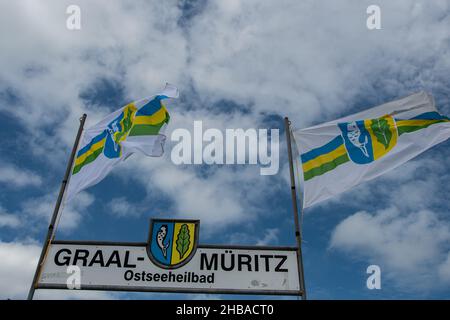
73 147 104 174
398 120 448 136
128 112 169 137
303 154 350 181
128 123 164 136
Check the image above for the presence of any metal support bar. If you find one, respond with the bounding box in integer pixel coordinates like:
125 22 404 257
27 114 87 300
284 117 307 300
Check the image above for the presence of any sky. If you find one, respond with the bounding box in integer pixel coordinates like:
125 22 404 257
0 0 450 300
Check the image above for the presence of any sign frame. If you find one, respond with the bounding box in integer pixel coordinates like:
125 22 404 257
36 239 302 296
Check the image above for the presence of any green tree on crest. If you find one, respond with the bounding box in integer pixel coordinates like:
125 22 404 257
176 224 190 259
371 117 392 149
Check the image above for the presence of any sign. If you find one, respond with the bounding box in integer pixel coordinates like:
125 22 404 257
37 219 300 295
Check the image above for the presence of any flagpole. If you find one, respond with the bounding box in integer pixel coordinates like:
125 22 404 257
284 117 307 300
27 114 87 300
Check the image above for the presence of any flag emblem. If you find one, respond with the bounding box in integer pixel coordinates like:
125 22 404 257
104 104 137 159
338 115 397 164
148 219 199 269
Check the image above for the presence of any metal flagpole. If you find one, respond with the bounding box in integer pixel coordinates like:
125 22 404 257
284 117 307 300
27 114 87 300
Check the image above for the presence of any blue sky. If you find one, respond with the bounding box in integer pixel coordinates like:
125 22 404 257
0 0 450 299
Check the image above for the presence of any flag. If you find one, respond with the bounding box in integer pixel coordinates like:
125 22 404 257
65 84 179 202
292 91 450 208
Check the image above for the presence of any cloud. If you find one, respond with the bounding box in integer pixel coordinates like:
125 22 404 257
438 253 450 284
4 191 95 235
138 163 249 230
0 209 21 228
107 197 142 218
330 207 450 291
0 240 117 299
186 0 450 126
0 163 42 188
226 228 280 246
256 228 279 246
326 150 450 292
22 192 94 232
0 240 41 299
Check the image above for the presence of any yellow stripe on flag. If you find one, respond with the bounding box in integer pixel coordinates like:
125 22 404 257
302 144 347 172
133 106 167 126
75 138 105 166
396 119 446 127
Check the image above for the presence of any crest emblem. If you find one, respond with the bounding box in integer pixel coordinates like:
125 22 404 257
339 115 398 164
148 219 199 269
104 104 137 159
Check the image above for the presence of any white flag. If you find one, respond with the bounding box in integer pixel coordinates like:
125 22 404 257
66 84 179 202
292 91 450 208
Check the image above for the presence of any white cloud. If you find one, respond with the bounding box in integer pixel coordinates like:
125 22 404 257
438 253 450 284
0 163 42 188
256 228 279 246
186 0 450 126
58 192 95 231
326 150 450 292
0 240 117 299
17 191 94 233
107 197 141 218
139 163 249 231
0 212 21 229
0 240 41 299
330 207 450 291
226 228 280 246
